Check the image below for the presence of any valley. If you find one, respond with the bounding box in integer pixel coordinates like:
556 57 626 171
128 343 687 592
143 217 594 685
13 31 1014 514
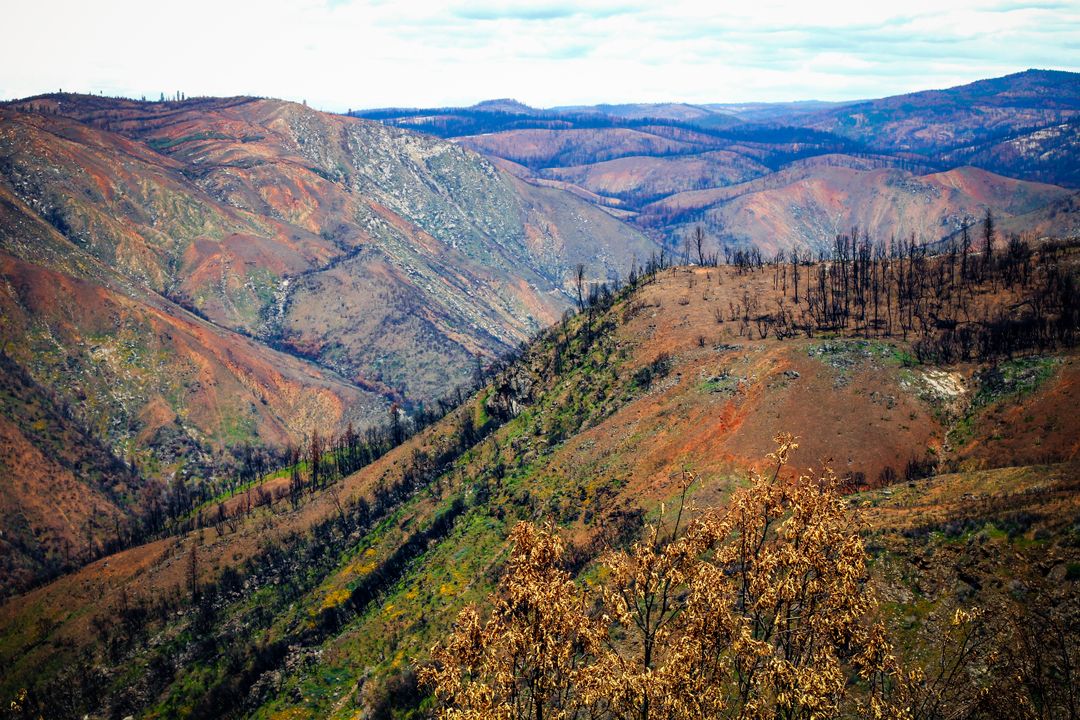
1 231 1076 718
363 69 1079 253
0 68 1078 720
0 95 657 594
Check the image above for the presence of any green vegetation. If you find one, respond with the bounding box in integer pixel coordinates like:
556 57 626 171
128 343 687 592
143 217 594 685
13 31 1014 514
948 356 1059 447
146 132 231 150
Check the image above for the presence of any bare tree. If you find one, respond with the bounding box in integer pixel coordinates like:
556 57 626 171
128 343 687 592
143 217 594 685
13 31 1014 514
693 225 706 266
575 263 586 310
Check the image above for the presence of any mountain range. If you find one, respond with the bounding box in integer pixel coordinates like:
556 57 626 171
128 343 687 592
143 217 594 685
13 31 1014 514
0 69 1078 719
361 69 1080 251
1 249 1076 718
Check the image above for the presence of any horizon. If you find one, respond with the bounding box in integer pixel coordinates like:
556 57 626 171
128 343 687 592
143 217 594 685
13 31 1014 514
3 1 1079 112
7 67 1076 115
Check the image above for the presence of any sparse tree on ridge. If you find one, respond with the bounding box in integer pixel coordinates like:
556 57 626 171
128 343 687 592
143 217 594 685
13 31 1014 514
693 225 706 266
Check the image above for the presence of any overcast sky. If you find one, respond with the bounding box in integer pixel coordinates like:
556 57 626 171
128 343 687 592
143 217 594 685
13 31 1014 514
3 0 1077 110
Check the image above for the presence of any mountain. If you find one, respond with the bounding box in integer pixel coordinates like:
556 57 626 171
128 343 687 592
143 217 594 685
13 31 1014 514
1 241 1076 718
801 69 1080 154
469 98 538 115
360 71 1080 251
382 99 849 127
555 99 851 125
0 94 657 398
644 164 1073 253
553 101 728 122
545 150 771 204
0 94 658 592
939 118 1080 187
702 99 851 123
1 73 1079 717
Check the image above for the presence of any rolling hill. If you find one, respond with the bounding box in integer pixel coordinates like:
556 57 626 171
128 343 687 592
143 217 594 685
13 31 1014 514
645 164 1074 254
1 239 1076 718
801 69 1080 154
0 94 659 593
360 70 1080 251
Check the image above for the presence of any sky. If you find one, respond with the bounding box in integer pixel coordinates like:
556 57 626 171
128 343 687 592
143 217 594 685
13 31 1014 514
2 0 1078 110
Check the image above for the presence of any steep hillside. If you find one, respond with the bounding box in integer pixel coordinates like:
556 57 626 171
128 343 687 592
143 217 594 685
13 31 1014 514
2 241 1075 718
0 94 661 592
996 190 1080 239
802 69 1080 155
0 250 381 463
0 173 384 468
0 96 661 424
0 352 151 597
646 165 1073 253
1 96 657 402
940 118 1080 188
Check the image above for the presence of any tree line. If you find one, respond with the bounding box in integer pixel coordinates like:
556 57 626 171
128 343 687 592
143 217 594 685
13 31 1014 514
683 215 1077 363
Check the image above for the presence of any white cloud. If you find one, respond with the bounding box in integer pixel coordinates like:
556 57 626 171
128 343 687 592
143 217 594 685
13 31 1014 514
1 0 1076 109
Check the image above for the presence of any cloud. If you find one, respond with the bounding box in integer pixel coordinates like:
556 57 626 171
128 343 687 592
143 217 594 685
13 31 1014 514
0 0 1077 109
451 1 640 21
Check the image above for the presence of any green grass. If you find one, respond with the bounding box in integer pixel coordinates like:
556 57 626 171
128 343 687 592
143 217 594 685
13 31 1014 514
948 355 1059 447
146 131 231 151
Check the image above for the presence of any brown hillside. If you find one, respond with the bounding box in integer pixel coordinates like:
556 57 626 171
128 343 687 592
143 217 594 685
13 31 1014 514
2 249 1075 716
0 353 151 597
456 127 702 167
1 95 657 409
649 165 1072 254
545 150 769 200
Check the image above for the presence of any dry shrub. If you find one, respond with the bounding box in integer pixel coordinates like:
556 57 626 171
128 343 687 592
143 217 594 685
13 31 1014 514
422 435 993 720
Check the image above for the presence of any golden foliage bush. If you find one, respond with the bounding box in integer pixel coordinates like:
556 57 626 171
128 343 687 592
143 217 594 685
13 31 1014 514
422 434 987 720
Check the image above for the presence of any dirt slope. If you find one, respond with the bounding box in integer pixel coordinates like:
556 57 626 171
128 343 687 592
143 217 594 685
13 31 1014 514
1 257 1075 717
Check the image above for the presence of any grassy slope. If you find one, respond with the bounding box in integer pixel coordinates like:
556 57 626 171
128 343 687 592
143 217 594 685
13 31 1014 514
0 264 1077 718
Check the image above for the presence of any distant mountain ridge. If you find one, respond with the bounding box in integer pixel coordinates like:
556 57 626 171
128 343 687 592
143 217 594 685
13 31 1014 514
799 69 1080 160
359 70 1079 251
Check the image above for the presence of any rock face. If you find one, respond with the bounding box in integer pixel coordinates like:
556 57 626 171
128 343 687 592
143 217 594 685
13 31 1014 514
485 368 535 420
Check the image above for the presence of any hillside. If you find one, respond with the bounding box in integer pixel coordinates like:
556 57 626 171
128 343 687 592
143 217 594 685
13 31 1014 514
361 71 1080 250
645 165 1073 254
1 239 1076 718
802 69 1080 154
0 94 660 593
0 351 152 594
1 96 657 399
